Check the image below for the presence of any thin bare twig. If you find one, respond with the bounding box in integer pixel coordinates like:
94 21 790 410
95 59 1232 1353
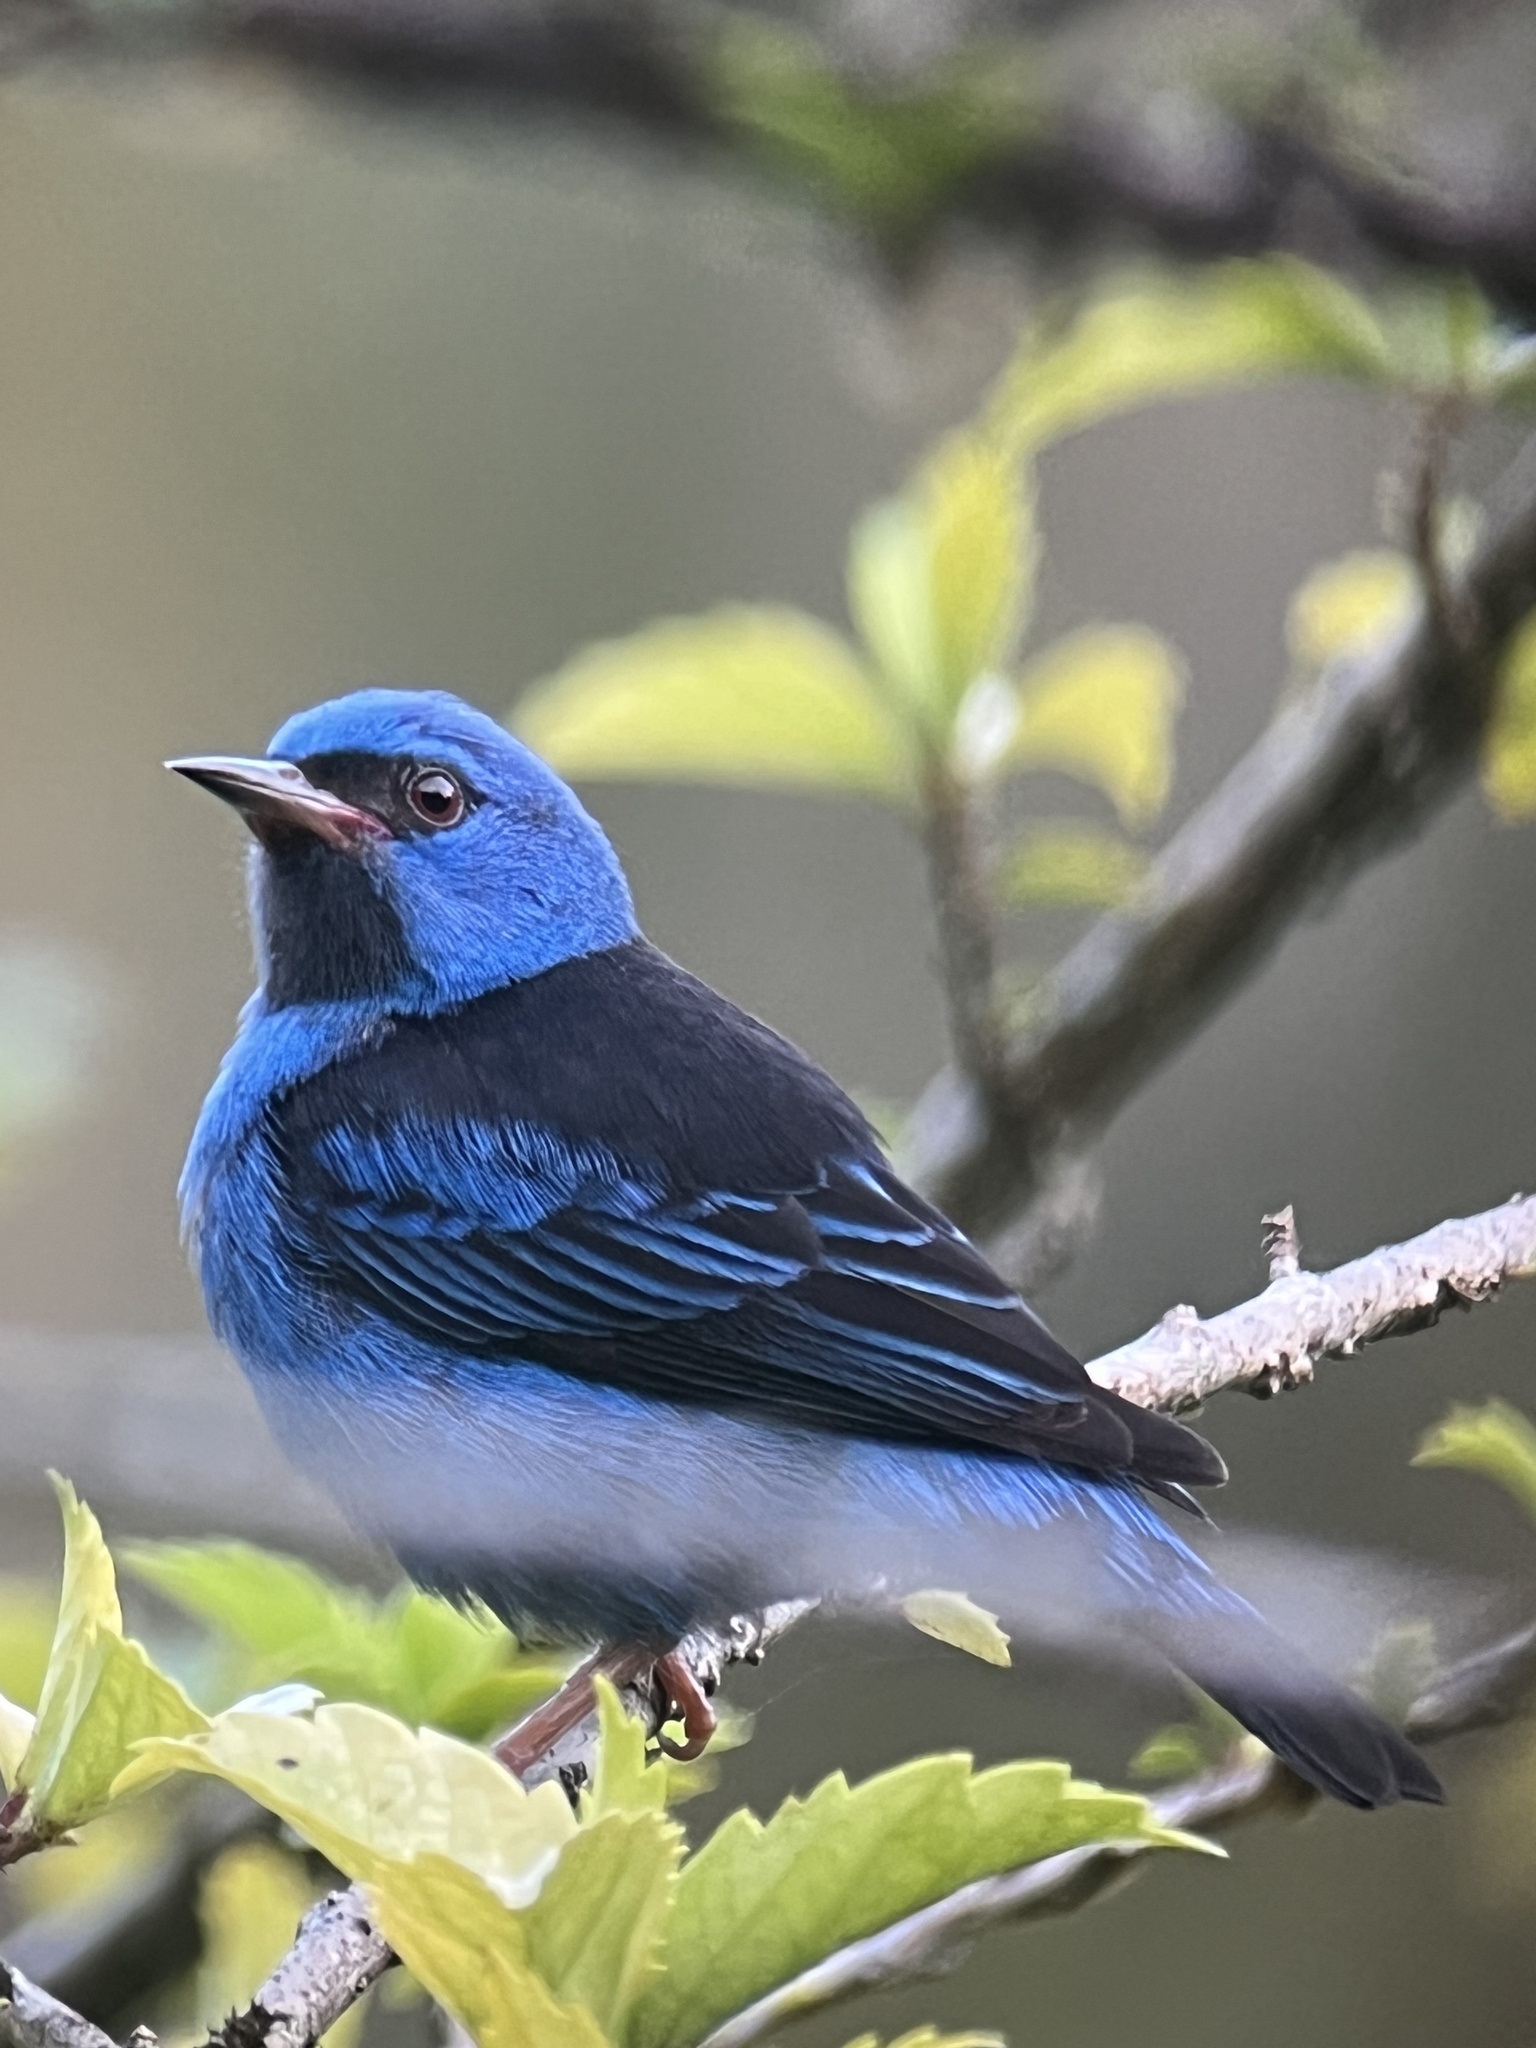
1092 1191 1536 1414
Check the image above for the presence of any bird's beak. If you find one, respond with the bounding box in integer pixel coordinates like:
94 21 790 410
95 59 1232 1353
166 756 384 850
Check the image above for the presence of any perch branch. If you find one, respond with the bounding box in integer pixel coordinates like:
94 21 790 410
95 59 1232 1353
909 429 1536 1250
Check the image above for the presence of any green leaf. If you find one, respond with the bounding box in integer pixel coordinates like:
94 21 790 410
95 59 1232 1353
116 1702 577 1899
848 430 1032 735
1483 610 1536 822
1002 826 1147 908
513 606 907 803
523 1812 683 2037
1414 1400 1536 1524
995 258 1392 454
632 1754 1212 2048
16 1476 207 1833
194 1837 365 2047
585 1677 668 1820
370 1855 609 2048
901 1590 1011 1667
1007 626 1185 826
125 1540 566 1741
1285 549 1415 670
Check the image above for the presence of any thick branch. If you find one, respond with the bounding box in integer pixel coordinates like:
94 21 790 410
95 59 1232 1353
909 432 1536 1246
2 3 1535 319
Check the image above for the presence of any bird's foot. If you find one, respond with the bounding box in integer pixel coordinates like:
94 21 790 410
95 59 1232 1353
492 1642 719 1780
652 1649 718 1762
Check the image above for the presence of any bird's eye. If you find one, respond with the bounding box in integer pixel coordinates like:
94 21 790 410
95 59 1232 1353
406 768 466 829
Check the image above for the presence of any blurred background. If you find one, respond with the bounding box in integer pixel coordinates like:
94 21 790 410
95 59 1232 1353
4 1 1536 2042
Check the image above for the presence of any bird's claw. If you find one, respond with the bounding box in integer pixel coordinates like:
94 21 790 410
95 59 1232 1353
652 1649 718 1762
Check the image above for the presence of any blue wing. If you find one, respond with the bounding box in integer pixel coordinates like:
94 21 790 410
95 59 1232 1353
273 940 1222 1485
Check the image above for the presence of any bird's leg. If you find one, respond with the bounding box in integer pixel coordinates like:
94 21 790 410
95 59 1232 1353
652 1649 719 1762
492 1641 721 1780
492 1642 655 1779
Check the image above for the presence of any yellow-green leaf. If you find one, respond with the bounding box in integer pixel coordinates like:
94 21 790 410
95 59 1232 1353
843 2031 1002 2048
926 431 1032 709
371 1855 608 2048
584 1677 668 1820
901 1590 1011 1667
632 1754 1212 2048
514 606 907 802
17 1477 206 1832
995 258 1391 455
848 432 1031 731
1286 549 1415 670
1483 610 1536 822
1414 1400 1536 1524
523 1812 682 2035
1008 626 1184 825
1003 826 1147 907
116 1703 576 1900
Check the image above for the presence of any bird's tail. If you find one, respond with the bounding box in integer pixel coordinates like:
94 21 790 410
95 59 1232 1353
1148 1602 1443 1809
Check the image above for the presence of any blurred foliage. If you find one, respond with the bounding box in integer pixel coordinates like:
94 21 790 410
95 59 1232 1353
517 253 1536 1000
1003 627 1182 827
1128 1690 1250 1783
1414 1402 1536 1911
1286 550 1416 671
1003 826 1147 909
1414 1400 1536 1526
709 19 1044 237
125 1540 569 1740
1484 614 1536 822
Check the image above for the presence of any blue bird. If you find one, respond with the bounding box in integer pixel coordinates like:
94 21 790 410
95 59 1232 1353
172 688 1440 1806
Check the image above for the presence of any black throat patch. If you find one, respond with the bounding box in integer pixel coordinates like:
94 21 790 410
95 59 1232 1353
258 834 414 1008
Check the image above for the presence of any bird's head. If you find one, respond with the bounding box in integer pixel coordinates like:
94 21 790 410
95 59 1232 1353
170 688 636 1013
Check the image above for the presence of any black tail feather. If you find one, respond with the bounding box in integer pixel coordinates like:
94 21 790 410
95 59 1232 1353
1157 1609 1444 1810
